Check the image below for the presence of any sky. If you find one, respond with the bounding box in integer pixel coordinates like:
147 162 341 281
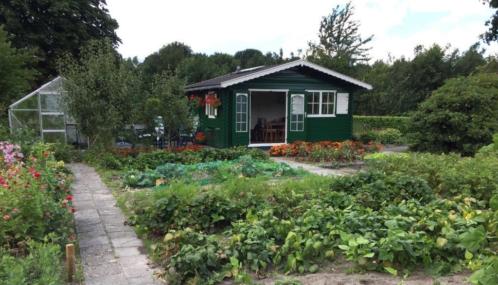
106 0 498 62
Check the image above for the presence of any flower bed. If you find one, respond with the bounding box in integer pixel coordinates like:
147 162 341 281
270 140 382 162
0 142 74 284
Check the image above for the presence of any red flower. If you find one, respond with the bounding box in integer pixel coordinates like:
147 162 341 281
66 194 73 201
70 207 76 213
3 214 11 221
33 172 41 179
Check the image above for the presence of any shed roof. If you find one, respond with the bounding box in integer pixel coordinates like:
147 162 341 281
185 59 372 91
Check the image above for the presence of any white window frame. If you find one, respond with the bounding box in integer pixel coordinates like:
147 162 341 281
235 93 248 132
290 94 305 132
306 90 337 118
205 94 218 119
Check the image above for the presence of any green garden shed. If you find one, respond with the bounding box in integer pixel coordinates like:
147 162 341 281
186 59 372 147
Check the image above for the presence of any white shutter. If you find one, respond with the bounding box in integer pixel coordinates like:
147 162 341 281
336 93 349 114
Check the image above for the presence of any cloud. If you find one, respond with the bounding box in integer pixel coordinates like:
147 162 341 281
106 0 498 61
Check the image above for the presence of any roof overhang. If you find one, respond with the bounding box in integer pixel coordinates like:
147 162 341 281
185 59 373 92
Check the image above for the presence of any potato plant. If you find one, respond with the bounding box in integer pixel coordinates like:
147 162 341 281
114 143 498 285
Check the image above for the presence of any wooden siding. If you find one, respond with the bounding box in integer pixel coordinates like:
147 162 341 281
193 66 357 147
196 90 230 147
229 67 355 146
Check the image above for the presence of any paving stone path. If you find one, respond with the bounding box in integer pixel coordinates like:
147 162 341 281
70 163 162 285
271 157 357 176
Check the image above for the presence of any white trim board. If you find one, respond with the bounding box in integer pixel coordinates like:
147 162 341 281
222 60 372 90
248 143 285 148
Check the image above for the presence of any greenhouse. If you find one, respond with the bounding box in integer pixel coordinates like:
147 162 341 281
8 76 87 145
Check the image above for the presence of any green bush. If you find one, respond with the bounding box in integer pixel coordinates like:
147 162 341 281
357 128 403 144
408 73 498 155
354 116 410 134
373 128 403 144
365 152 498 203
52 143 74 162
476 133 498 157
0 241 64 285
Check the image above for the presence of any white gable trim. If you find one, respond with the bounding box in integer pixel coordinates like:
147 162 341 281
220 59 373 90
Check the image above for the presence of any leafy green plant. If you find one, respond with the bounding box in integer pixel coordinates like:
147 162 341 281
408 73 498 155
0 240 64 285
118 145 498 284
354 116 410 134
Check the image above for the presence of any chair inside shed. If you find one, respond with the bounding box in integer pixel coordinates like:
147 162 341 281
250 91 286 144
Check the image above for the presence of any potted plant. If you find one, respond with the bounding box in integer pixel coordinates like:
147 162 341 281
205 92 221 108
194 131 207 144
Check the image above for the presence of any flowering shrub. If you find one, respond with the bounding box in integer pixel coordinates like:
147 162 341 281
194 131 206 144
270 141 382 162
205 92 221 108
0 142 23 166
0 142 74 253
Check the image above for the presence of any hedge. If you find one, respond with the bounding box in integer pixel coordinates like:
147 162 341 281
353 115 410 134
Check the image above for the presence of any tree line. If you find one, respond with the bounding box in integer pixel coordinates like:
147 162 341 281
1 0 498 132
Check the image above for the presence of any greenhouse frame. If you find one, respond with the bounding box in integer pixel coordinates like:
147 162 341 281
8 76 87 145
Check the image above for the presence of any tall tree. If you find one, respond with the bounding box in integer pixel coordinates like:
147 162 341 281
59 39 139 146
143 74 192 141
234 49 267 68
141 42 192 79
0 26 36 118
307 1 373 75
0 0 119 82
176 53 237 84
482 0 498 43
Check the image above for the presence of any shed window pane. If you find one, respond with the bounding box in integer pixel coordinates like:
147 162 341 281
307 92 320 115
235 93 248 132
321 92 335 115
205 94 217 118
290 95 304 131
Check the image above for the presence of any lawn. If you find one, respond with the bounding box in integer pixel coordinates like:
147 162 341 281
96 144 497 285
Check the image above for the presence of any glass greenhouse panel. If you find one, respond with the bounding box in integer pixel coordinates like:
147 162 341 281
10 111 40 134
42 114 65 130
12 95 38 110
40 93 63 112
43 132 66 143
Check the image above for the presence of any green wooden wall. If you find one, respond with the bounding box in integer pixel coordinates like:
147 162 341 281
195 89 230 148
193 66 358 147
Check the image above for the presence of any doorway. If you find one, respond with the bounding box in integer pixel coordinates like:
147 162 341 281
250 91 287 144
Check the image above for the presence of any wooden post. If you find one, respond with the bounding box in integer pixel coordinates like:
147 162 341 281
66 243 75 282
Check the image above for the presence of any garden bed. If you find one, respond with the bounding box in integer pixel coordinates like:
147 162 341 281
94 144 497 285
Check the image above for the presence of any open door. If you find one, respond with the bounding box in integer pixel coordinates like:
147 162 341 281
287 92 306 142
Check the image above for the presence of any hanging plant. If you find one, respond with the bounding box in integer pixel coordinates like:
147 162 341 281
194 131 206 144
189 95 204 109
205 91 221 108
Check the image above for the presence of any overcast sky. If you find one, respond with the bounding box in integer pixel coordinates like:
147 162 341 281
106 0 498 61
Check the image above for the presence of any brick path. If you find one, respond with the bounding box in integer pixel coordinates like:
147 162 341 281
70 163 162 285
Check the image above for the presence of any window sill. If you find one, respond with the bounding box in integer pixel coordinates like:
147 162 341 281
307 114 336 118
207 115 217 119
